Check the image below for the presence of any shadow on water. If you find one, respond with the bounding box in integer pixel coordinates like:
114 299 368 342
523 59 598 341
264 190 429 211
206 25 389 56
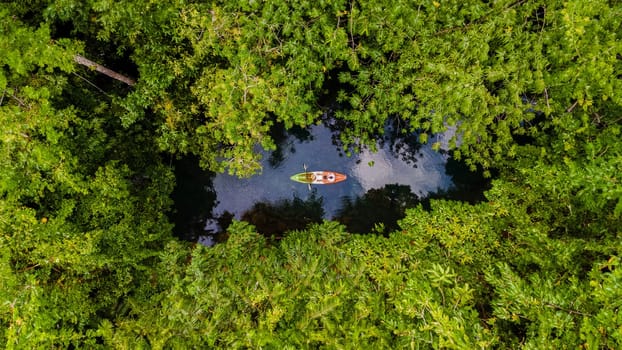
321 112 426 167
169 156 217 241
333 156 492 236
423 155 494 206
268 123 313 169
335 184 420 236
241 191 324 240
379 119 426 167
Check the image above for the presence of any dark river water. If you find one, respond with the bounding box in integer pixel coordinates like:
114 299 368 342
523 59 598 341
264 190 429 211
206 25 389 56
171 124 483 245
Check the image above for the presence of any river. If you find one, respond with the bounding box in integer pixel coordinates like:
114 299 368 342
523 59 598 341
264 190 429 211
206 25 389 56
180 124 457 245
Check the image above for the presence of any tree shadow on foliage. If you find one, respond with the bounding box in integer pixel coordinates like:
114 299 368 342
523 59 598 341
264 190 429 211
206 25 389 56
241 191 324 240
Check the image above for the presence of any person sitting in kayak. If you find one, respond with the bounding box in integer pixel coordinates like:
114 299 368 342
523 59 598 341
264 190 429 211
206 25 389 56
290 169 347 185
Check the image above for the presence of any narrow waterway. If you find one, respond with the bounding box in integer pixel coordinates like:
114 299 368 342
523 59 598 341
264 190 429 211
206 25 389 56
212 125 453 217
189 124 456 244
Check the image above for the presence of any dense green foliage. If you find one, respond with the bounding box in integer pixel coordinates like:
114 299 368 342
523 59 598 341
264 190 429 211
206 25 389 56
1 0 621 348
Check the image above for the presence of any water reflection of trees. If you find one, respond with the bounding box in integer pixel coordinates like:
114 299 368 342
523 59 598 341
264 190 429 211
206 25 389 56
171 137 490 245
241 191 324 239
268 114 433 172
379 119 427 166
267 122 313 168
170 156 217 241
323 114 426 166
429 156 492 204
240 184 425 239
334 184 420 235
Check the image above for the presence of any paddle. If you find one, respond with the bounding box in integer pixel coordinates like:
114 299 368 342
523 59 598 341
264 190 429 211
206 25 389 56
303 163 311 191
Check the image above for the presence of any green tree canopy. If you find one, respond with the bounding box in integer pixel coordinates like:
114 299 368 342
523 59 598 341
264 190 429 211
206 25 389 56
1 0 620 348
13 0 619 176
1 10 176 347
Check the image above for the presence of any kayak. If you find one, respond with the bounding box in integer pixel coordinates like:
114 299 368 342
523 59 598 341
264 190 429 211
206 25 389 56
290 171 347 185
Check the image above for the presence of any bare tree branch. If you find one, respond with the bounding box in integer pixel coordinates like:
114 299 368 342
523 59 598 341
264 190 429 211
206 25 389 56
566 100 578 113
544 88 550 110
74 54 136 86
72 72 110 97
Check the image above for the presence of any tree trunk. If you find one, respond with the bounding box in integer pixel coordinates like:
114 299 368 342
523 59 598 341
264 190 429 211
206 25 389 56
73 54 136 86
